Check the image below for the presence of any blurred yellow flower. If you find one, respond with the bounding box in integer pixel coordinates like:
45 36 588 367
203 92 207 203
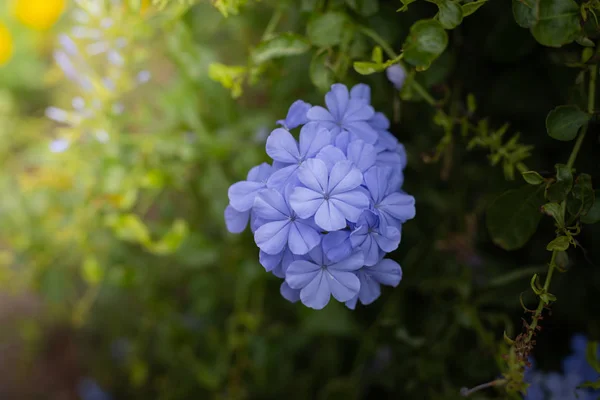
0 22 14 66
13 0 66 31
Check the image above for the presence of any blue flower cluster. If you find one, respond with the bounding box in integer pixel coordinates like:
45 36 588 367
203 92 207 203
225 83 415 310
525 335 600 400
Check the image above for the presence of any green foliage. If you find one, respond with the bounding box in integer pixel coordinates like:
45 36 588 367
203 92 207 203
251 33 311 64
513 0 581 47
307 12 350 48
402 19 448 71
546 105 591 141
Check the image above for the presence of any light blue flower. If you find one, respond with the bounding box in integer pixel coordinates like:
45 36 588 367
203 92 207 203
386 64 407 90
364 166 415 230
307 84 378 144
286 244 363 310
345 258 403 309
277 100 311 130
227 163 273 212
290 159 369 231
350 210 401 266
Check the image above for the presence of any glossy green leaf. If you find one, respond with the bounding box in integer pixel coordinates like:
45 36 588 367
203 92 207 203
545 164 573 203
522 171 545 185
547 235 570 251
581 190 600 224
486 185 544 250
353 61 383 75
462 0 487 17
403 19 448 71
310 50 335 92
512 0 537 28
567 173 595 217
307 12 349 48
541 202 565 226
436 0 463 29
531 0 580 47
251 33 311 64
546 105 590 141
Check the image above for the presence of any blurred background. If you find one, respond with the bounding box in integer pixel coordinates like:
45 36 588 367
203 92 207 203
1 0 599 399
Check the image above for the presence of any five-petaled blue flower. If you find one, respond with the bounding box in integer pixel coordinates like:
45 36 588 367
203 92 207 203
224 83 415 310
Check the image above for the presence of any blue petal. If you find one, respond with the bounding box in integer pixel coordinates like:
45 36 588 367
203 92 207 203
259 250 283 273
334 131 351 151
299 124 332 158
356 209 379 229
326 268 360 302
369 112 390 131
280 282 301 303
369 258 402 287
224 205 250 233
345 121 378 144
386 64 406 90
290 187 324 219
316 145 347 171
315 200 347 231
266 128 300 163
247 162 274 182
364 166 391 204
254 219 291 255
325 84 349 121
300 271 331 309
328 161 363 195
345 295 358 310
357 269 381 305
347 140 377 172
329 191 370 223
297 158 329 193
330 250 364 271
379 192 416 223
306 106 335 122
322 230 353 262
228 181 265 212
286 260 321 289
277 100 311 130
266 164 300 190
253 189 290 220
362 235 381 266
373 226 401 253
350 83 371 104
288 220 322 255
376 130 399 152
344 100 375 122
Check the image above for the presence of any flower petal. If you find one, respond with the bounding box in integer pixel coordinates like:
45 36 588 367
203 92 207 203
357 271 381 305
373 226 401 253
300 272 331 310
266 164 300 190
247 162 274 182
326 269 360 302
369 258 403 287
266 128 300 163
316 145 347 171
224 205 250 233
280 282 301 303
345 295 358 310
345 121 378 144
369 112 390 131
330 250 364 271
288 221 322 255
376 130 399 152
253 189 290 220
350 83 371 104
306 106 334 122
379 192 416 223
328 161 363 195
290 187 324 219
277 100 311 130
364 166 390 204
299 124 332 158
347 140 377 172
322 230 353 263
325 84 349 121
361 235 381 266
228 181 265 212
297 158 329 193
286 260 321 289
315 200 347 231
254 219 291 255
259 249 283 273
330 191 370 222
344 99 374 122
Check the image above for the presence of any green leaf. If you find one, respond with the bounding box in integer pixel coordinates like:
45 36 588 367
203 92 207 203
486 185 544 251
402 19 448 71
567 173 595 217
541 202 565 226
555 250 569 270
581 190 600 224
435 0 463 29
546 105 590 141
398 0 417 11
81 256 103 285
512 0 537 28
306 12 349 48
345 0 379 16
353 61 383 75
106 214 152 245
531 0 580 47
251 33 311 64
208 63 247 98
547 236 570 251
310 50 335 91
522 171 545 185
545 164 573 203
462 0 487 17
586 341 600 373
149 219 189 255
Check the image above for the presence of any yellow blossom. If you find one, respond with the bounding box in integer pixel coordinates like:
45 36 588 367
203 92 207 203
13 0 66 31
0 22 14 66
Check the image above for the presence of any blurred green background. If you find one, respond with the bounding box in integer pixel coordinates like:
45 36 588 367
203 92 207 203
1 0 600 399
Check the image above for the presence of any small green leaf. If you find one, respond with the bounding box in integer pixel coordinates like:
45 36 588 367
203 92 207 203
530 274 543 294
547 236 570 251
531 0 580 48
107 213 152 245
522 171 545 185
436 0 463 29
555 250 569 270
580 380 600 390
81 256 103 285
512 0 537 28
310 50 335 92
251 33 311 64
546 105 590 141
581 190 600 224
402 19 448 71
545 164 574 203
372 46 383 64
353 61 383 75
345 0 379 16
397 0 417 11
568 173 595 217
586 341 600 373
503 331 515 345
539 292 557 303
486 185 544 251
541 202 565 226
467 93 477 113
307 12 349 48
462 0 487 17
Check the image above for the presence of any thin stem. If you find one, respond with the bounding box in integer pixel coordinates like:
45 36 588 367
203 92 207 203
460 379 507 397
526 250 557 341
567 64 597 169
261 7 283 41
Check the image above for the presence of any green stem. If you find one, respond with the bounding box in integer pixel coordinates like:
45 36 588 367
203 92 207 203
359 26 437 106
567 64 597 169
526 250 557 341
261 7 283 41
